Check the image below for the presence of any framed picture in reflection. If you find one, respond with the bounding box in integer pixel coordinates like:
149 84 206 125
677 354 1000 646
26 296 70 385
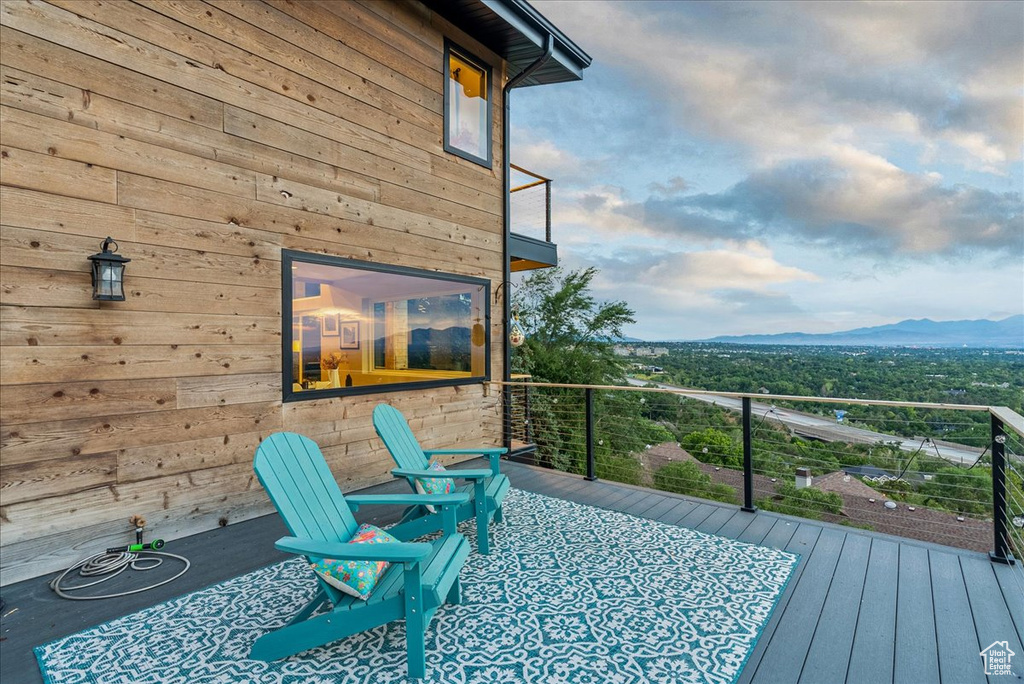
340 321 360 349
321 314 339 336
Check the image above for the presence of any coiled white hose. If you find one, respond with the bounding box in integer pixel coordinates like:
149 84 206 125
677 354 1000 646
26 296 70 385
49 550 190 600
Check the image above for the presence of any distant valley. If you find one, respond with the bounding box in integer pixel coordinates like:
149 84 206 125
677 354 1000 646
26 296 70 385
700 315 1024 347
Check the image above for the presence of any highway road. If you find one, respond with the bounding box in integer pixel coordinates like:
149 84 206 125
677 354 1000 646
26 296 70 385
626 378 984 466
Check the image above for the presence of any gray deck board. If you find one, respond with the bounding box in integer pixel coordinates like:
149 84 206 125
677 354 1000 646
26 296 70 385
961 556 1024 680
759 518 798 550
846 538 899 684
621 493 669 517
749 527 846 683
992 562 1024 643
609 489 651 512
657 498 699 525
636 495 682 521
715 509 759 539
736 514 778 545
680 503 722 530
738 523 822 684
2 459 1017 684
894 544 941 684
799 533 872 684
692 505 736 534
931 551 987 684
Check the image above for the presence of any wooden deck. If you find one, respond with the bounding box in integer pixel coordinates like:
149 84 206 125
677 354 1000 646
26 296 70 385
2 460 1021 683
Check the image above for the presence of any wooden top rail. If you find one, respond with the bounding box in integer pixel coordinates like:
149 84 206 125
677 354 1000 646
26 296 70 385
509 163 551 183
489 380 1024 439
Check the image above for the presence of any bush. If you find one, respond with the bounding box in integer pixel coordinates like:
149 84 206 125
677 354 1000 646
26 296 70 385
653 461 737 504
681 428 742 468
756 482 843 520
596 454 642 485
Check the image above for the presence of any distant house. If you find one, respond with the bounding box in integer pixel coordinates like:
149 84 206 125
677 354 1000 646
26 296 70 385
812 472 886 507
842 465 896 481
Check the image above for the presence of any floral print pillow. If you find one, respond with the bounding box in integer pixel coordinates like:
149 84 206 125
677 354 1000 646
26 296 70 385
414 460 455 513
310 523 399 600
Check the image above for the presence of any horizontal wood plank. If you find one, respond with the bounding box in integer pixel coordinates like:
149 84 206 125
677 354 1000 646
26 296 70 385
0 344 280 385
0 377 177 425
0 186 135 241
0 451 117 506
0 105 255 197
0 24 225 129
0 144 116 203
1 400 282 466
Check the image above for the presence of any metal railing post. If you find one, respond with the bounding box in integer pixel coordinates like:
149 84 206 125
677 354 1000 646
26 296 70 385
741 397 756 512
524 384 534 445
990 415 1015 564
585 388 596 481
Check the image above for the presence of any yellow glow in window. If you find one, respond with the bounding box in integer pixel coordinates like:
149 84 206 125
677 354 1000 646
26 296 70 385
446 47 489 163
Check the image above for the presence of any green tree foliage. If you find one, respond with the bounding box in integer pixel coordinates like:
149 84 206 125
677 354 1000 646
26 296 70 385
513 268 673 475
596 454 643 485
925 467 992 516
644 343 1022 447
653 461 738 504
512 267 634 385
756 482 843 520
681 428 741 468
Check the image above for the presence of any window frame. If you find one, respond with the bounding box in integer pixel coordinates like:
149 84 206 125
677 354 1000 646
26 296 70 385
443 39 493 168
281 250 491 403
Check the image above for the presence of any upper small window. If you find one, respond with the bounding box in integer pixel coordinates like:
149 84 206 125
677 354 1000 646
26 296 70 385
444 41 492 167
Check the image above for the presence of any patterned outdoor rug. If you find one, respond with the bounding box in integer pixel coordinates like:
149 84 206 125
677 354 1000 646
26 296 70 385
37 489 799 684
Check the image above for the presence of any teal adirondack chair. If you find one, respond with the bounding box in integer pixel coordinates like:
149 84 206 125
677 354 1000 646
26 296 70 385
252 432 471 679
372 403 510 554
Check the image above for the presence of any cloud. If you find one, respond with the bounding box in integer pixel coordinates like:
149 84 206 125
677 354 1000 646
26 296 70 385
535 0 1023 169
590 244 818 295
648 177 689 197
514 1 1024 338
667 156 1023 255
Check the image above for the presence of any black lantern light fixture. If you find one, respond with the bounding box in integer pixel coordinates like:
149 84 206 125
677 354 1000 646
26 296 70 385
88 237 131 301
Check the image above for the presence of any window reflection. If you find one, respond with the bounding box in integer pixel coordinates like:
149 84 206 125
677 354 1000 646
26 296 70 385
287 255 488 397
445 43 490 165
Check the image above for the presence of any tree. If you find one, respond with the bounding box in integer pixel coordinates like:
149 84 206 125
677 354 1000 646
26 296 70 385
681 428 742 468
756 483 843 520
513 267 673 475
653 461 737 504
512 267 634 385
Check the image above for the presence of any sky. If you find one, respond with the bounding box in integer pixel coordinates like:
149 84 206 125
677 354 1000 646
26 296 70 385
510 0 1024 341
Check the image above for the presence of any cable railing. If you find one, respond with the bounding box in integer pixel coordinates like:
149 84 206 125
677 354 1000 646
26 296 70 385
495 379 1023 566
509 164 551 243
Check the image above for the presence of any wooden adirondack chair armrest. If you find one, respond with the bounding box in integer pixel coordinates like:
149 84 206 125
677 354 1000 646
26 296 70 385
275 536 431 562
391 467 494 481
345 493 470 511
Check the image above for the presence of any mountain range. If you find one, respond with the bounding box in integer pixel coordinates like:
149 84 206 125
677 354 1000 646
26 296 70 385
701 315 1024 347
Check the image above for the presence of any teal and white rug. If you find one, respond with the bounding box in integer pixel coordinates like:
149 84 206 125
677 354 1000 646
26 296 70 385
37 489 799 683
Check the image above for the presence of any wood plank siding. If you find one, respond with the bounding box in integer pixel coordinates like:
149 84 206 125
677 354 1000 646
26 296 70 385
0 0 507 585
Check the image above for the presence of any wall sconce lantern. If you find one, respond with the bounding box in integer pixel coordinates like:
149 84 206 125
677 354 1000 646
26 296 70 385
88 237 131 301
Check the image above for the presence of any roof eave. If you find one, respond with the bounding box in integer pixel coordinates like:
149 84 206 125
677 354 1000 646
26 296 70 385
427 0 592 86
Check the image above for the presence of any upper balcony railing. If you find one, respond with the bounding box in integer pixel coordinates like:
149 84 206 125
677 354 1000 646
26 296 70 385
496 379 1024 573
510 164 551 243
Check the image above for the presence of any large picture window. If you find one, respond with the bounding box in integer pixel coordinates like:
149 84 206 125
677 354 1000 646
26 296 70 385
444 40 492 167
283 251 489 401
